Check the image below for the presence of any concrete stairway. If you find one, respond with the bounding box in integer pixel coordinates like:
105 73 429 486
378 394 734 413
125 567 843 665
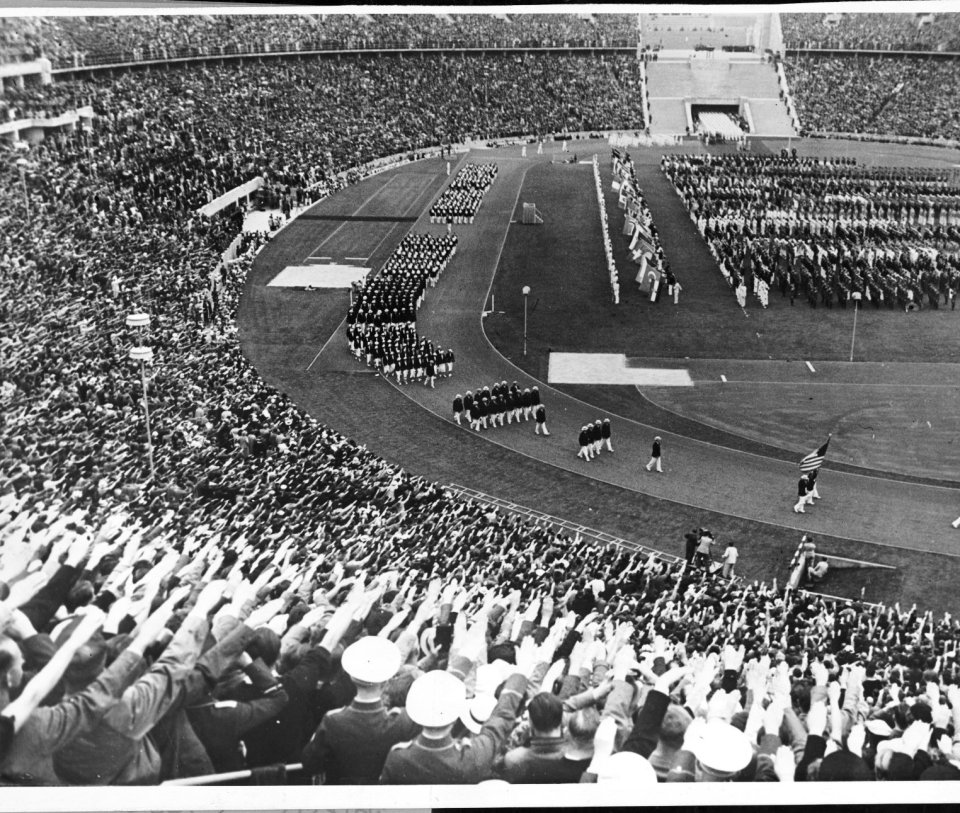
646 59 795 136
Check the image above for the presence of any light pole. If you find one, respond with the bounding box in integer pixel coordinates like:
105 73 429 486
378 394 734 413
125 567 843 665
126 313 155 482
522 285 530 357
848 291 862 362
15 157 29 225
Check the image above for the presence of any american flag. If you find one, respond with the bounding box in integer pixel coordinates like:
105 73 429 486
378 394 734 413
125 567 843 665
800 437 831 473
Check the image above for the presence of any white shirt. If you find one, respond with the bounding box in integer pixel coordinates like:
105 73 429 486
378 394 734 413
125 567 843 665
724 546 739 564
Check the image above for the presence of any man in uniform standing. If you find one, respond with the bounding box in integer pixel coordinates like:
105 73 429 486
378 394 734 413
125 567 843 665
302 637 419 784
379 659 529 783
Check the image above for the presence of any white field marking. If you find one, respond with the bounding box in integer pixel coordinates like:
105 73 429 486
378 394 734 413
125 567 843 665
693 380 960 389
344 257 368 261
548 353 693 386
305 321 344 371
720 375 727 383
308 173 404 256
268 264 370 288
309 256 333 260
361 161 455 263
806 361 816 373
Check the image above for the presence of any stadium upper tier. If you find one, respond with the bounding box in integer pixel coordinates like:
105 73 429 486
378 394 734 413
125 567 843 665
781 11 960 53
1 13 640 67
4 13 960 69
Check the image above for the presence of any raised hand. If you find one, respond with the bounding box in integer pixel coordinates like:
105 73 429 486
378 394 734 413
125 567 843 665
133 584 190 649
5 571 51 608
773 744 796 782
806 701 827 737
457 609 490 665
65 535 93 568
706 688 741 723
763 697 785 737
895 720 933 757
847 723 866 758
592 716 618 761
191 579 229 617
245 597 286 630
722 643 746 673
827 681 842 706
810 660 829 687
514 635 538 679
654 664 692 696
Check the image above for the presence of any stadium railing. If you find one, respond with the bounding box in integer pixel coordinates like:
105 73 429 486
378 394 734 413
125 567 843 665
447 483 683 563
161 763 305 786
50 42 638 76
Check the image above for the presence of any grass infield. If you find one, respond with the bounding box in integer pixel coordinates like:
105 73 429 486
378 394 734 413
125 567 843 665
242 143 960 614
483 142 960 611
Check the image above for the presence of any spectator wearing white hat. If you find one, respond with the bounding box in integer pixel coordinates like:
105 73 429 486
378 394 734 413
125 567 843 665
666 718 755 782
302 636 418 784
379 618 530 784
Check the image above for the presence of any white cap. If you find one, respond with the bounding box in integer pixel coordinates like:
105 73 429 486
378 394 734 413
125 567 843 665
406 670 466 727
595 751 658 786
341 637 402 685
691 720 753 775
865 719 894 738
460 694 499 735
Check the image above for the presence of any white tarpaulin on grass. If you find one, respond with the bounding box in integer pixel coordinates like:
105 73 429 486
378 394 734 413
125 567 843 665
548 353 693 386
267 264 370 289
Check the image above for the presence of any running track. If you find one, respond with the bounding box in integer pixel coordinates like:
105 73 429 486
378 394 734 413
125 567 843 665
239 143 960 571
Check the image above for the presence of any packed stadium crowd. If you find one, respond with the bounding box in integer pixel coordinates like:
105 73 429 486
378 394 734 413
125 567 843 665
781 12 960 53
0 13 640 67
3 13 960 789
5 496 960 785
786 54 960 140
663 153 960 311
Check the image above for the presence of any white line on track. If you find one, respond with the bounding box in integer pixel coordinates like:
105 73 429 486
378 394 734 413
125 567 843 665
304 154 467 372
309 175 402 257
720 375 727 383
806 361 816 373
305 320 345 372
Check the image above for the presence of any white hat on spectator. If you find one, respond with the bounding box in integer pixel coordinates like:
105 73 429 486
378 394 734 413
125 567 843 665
865 719 894 738
460 693 498 735
595 751 657 786
406 670 466 728
341 636 402 685
691 720 753 776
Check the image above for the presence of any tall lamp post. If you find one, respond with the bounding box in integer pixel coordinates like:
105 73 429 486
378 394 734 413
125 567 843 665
15 157 29 225
126 313 155 482
522 285 531 357
848 291 862 362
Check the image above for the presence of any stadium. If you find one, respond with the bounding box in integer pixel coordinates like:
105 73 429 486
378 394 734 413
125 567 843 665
1 4 960 802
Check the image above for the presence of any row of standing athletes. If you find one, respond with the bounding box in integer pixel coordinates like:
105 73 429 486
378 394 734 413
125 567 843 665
453 384 549 434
